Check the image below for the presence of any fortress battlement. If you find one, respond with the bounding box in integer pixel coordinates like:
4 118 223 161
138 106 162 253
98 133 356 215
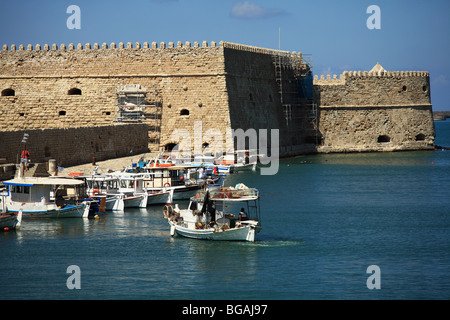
1 40 302 59
1 41 220 51
314 70 430 85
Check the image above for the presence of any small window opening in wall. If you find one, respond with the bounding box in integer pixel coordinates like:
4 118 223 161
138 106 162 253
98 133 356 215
68 88 82 95
180 109 189 116
44 146 51 158
102 111 111 116
402 85 407 92
202 142 209 149
422 85 427 92
59 111 66 116
415 133 426 141
377 135 390 143
1 88 15 96
18 113 25 117
164 143 177 151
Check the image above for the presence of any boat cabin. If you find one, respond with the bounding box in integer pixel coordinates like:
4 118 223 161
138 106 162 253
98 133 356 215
142 166 203 189
180 187 261 230
4 177 86 206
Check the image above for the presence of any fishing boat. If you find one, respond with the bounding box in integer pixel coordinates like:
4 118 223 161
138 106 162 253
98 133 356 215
2 177 88 218
141 166 205 200
214 150 258 173
112 173 148 208
163 184 261 242
84 175 125 211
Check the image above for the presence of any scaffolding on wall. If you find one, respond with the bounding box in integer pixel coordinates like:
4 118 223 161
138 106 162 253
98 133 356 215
115 84 163 149
274 52 319 145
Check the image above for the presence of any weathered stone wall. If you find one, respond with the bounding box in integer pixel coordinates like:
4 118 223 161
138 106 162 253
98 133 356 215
0 124 149 167
314 70 435 152
0 41 230 154
1 41 436 162
0 40 309 159
222 42 313 156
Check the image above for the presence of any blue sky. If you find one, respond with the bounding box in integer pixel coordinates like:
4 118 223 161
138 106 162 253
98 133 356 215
1 0 449 110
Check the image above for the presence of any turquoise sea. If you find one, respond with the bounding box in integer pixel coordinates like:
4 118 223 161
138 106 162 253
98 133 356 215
1 120 449 302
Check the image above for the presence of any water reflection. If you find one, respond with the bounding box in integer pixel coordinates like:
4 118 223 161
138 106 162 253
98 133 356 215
2 205 169 241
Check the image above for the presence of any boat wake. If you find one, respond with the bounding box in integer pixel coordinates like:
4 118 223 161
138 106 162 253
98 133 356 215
233 237 305 248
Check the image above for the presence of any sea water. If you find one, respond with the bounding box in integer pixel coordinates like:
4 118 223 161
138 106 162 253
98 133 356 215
1 120 449 300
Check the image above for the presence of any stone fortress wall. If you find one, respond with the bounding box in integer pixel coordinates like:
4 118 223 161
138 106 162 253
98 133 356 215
0 40 310 164
313 65 435 152
0 41 435 167
0 124 149 167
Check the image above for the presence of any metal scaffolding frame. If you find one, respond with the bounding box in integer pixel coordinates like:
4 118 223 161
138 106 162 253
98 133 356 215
115 84 163 147
274 52 319 145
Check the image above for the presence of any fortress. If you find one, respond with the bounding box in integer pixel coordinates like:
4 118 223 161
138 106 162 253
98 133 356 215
0 40 435 168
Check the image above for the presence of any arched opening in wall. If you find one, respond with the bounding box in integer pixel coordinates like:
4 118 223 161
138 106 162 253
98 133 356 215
59 111 66 116
68 88 82 95
180 109 189 116
415 133 426 141
402 86 407 92
1 88 15 96
423 86 427 92
377 135 391 143
44 146 51 158
202 142 209 149
164 143 177 151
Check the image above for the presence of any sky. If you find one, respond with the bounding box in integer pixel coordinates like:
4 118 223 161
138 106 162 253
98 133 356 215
1 0 449 110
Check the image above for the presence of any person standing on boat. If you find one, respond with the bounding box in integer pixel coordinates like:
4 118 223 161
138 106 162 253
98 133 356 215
239 208 248 221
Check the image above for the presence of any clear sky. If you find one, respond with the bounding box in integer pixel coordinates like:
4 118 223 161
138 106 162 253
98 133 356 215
1 0 449 110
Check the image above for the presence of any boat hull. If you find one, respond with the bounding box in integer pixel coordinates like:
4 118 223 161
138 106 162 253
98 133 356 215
123 195 147 208
169 220 261 242
0 212 22 230
7 203 86 219
147 192 170 205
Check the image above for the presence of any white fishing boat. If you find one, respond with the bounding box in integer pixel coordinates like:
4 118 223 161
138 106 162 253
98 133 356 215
141 166 205 200
2 177 88 218
214 150 258 173
84 175 125 211
164 184 261 242
114 173 148 208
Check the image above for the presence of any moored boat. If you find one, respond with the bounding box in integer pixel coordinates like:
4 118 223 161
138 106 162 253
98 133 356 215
141 166 205 200
84 175 125 211
2 177 89 218
0 209 22 231
113 173 148 208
